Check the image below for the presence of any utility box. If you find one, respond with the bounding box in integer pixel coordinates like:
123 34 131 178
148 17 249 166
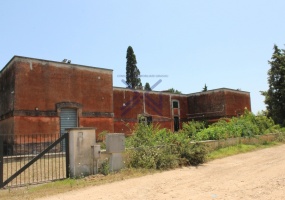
67 127 96 178
105 133 125 172
92 144 101 159
106 133 125 153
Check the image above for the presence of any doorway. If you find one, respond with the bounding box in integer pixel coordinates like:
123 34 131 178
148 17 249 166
174 116 179 132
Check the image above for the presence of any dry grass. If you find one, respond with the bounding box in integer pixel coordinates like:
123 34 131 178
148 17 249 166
0 168 157 200
3 153 66 188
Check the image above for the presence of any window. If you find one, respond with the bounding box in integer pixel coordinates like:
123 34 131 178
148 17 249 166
174 116 179 132
138 115 152 125
146 116 152 125
172 100 179 108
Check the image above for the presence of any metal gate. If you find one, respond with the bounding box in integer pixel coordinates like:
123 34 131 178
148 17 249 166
0 133 70 188
60 108 77 150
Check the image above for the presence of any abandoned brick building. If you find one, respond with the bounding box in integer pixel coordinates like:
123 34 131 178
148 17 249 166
0 56 251 140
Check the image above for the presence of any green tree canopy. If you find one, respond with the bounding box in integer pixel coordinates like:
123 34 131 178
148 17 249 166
165 88 182 94
261 44 285 126
144 82 152 91
126 46 142 89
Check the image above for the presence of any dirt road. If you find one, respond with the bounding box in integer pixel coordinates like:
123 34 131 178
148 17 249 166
38 144 285 200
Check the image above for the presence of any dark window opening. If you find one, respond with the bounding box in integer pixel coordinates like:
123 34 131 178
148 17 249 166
174 116 179 132
173 101 179 108
146 116 152 125
139 115 152 126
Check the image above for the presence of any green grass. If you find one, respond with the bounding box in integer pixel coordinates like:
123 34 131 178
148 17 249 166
206 141 280 161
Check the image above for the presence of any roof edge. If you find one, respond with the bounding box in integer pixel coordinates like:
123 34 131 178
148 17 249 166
187 88 250 96
1 55 113 74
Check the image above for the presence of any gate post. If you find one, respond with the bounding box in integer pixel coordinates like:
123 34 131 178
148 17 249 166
65 133 70 178
67 128 96 178
0 135 3 188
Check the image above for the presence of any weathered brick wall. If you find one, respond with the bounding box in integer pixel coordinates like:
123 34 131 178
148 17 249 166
113 88 188 134
80 117 114 139
14 59 113 112
0 57 114 138
0 117 14 135
224 90 251 116
0 62 15 115
187 90 226 121
14 116 59 136
187 89 251 122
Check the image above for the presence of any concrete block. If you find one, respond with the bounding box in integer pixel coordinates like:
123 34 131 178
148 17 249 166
110 153 124 171
106 133 125 153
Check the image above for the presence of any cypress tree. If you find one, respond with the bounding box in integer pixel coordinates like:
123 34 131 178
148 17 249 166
144 82 152 91
126 46 141 89
261 44 285 126
202 84 208 92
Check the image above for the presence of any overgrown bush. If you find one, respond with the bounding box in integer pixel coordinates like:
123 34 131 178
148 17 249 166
127 146 179 170
182 120 206 140
182 143 208 166
126 124 207 170
126 110 284 171
194 110 281 141
275 127 285 142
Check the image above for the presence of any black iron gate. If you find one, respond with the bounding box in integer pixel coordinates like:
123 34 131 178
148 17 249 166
0 133 70 188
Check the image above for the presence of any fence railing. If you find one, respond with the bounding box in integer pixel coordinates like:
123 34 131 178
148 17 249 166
0 133 69 188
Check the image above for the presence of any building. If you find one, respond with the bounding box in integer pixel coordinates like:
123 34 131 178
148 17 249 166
0 56 251 140
0 56 114 141
113 87 189 134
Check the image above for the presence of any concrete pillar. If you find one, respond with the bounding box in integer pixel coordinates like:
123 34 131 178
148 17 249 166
67 127 96 178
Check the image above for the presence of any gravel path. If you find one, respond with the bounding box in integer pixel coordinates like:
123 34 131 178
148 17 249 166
38 144 285 200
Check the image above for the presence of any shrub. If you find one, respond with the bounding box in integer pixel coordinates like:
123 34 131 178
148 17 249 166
181 120 206 140
184 143 207 166
99 158 110 175
127 147 157 169
195 110 281 141
126 123 207 169
127 146 179 170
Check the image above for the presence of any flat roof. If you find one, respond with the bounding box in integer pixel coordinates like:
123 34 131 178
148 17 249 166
1 55 113 74
113 86 186 96
187 88 250 96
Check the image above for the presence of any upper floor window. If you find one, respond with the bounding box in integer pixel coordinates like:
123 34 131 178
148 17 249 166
172 100 179 108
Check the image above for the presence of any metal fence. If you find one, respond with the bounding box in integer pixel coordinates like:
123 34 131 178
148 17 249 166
0 133 69 188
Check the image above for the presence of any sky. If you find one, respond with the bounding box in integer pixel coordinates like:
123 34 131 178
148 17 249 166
1 0 285 114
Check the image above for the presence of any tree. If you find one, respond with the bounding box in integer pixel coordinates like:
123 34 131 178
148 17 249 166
165 88 182 94
261 44 285 126
202 84 208 92
144 82 152 91
126 46 142 89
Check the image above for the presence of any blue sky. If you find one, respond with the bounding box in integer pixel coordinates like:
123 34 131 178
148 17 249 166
1 1 285 114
